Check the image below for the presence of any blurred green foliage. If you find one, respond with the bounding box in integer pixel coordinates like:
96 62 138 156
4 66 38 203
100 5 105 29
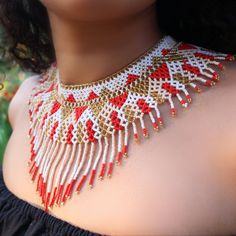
0 27 29 163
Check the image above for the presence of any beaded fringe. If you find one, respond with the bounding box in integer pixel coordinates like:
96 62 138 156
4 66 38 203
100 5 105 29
28 121 133 212
27 39 234 212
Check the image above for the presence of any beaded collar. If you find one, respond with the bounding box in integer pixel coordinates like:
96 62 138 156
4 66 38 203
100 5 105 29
27 34 234 212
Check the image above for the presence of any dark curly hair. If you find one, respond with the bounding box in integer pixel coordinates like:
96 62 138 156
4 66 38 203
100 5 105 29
0 0 236 74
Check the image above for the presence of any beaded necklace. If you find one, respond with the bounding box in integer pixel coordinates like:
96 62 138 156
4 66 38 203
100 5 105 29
27 35 234 212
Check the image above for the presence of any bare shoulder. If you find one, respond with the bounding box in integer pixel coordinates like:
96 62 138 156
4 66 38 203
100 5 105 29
8 74 40 129
222 59 236 80
219 59 236 101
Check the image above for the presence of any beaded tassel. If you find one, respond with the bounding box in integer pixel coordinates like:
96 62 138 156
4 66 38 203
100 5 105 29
27 35 235 212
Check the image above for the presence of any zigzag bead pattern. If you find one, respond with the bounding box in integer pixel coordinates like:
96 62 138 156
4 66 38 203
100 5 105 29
27 35 235 212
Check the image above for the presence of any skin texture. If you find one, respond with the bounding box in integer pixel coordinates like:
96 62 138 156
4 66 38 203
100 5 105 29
41 0 157 21
2 1 236 235
42 0 163 85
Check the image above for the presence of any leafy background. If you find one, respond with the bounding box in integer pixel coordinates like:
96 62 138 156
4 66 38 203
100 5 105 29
0 27 30 163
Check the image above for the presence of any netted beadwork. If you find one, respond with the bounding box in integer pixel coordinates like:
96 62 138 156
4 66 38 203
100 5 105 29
27 35 234 212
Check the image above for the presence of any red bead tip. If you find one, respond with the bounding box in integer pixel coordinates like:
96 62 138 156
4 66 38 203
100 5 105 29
49 187 58 208
98 163 106 180
66 179 76 199
62 183 71 203
152 122 159 131
30 135 35 144
41 181 47 205
134 133 139 142
195 86 202 93
45 192 51 212
30 152 36 162
31 166 39 182
180 99 187 106
157 117 163 126
76 175 87 193
212 72 219 81
37 174 42 192
29 161 36 174
123 145 128 154
116 152 123 165
186 94 192 103
217 63 225 71
142 128 149 137
88 169 96 187
170 108 176 116
56 184 64 205
205 80 215 86
107 162 114 178
225 54 235 61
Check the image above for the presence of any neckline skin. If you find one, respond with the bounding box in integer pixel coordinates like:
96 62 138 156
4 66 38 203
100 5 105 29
47 2 164 87
56 34 170 89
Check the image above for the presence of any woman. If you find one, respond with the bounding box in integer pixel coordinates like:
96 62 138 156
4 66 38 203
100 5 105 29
1 0 236 235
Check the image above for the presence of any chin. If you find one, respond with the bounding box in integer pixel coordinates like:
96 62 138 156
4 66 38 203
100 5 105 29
42 0 156 22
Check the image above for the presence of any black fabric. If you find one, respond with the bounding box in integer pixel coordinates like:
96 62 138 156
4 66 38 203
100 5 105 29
0 165 105 236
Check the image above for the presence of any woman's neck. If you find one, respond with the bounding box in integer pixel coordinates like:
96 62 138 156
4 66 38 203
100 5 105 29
47 4 163 85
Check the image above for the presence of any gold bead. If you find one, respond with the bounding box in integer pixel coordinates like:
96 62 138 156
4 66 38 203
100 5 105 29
107 174 112 179
183 104 189 109
134 138 140 144
88 184 93 189
98 176 103 181
123 153 128 158
154 127 159 132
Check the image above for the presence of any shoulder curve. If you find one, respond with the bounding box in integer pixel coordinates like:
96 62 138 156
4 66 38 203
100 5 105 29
222 59 236 79
7 74 41 129
19 74 41 89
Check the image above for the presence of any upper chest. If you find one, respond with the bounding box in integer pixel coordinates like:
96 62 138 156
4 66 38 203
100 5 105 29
3 65 236 235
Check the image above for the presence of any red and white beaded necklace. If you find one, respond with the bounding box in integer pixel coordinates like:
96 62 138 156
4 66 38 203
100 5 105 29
27 34 234 212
